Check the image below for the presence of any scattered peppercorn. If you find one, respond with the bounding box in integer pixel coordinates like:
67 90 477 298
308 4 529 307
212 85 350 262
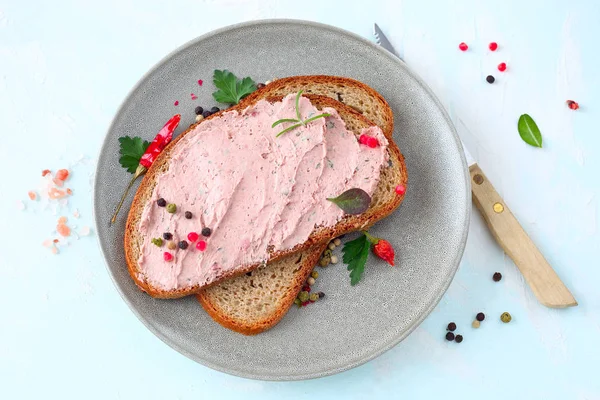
167 241 177 250
493 272 502 282
323 249 333 258
163 252 173 261
489 42 498 51
196 240 207 251
151 238 164 247
330 255 339 264
486 75 495 84
293 298 301 307
319 256 331 267
311 270 319 279
498 62 507 72
307 277 316 286
458 42 468 51
202 110 211 118
210 106 220 114
302 285 311 293
195 115 204 123
257 83 266 89
301 301 310 307
309 293 319 302
445 332 455 341
157 198 167 207
566 100 580 110
472 320 481 329
447 322 457 332
163 232 173 240
501 312 512 323
298 291 309 302
328 242 336 250
194 106 204 115
187 232 199 242
333 238 342 246
166 203 177 213
318 291 325 299
476 312 485 321
455 335 463 343
178 240 189 250
201 227 212 237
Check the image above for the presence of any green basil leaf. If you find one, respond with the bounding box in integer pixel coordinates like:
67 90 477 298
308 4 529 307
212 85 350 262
518 114 543 148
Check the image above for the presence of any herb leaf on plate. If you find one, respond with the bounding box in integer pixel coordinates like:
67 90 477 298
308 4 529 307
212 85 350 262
212 69 257 105
118 136 150 173
518 114 543 148
342 234 370 285
327 188 371 215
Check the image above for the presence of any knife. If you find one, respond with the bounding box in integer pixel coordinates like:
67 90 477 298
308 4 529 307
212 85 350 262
373 23 577 308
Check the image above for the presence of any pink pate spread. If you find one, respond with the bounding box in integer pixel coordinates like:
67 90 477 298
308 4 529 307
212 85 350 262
137 94 389 290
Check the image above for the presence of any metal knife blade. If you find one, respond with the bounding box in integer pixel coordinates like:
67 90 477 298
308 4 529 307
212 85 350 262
373 23 476 168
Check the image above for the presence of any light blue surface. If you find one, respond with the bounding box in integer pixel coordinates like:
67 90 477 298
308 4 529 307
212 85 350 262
1 1 599 399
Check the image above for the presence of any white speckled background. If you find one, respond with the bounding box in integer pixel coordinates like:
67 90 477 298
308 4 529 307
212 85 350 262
1 0 599 399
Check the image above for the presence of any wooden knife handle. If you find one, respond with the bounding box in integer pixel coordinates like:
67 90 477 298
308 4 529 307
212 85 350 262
469 164 577 308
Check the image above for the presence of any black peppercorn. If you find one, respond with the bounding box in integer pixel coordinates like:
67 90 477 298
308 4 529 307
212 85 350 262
476 312 485 322
201 227 212 237
447 322 457 332
445 332 455 341
493 272 502 282
184 211 192 219
318 292 325 299
256 83 266 89
210 106 220 114
455 335 463 343
162 232 173 240
194 106 203 115
157 198 167 207
178 240 189 250
202 110 211 118
486 75 495 84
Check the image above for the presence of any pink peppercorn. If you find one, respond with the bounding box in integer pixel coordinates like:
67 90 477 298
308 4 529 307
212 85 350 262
459 42 468 51
301 301 310 307
174 100 179 106
303 285 311 293
359 134 369 145
196 240 207 251
498 62 507 72
366 136 379 148
163 252 173 261
187 232 199 242
566 100 579 110
489 42 498 51
395 185 406 195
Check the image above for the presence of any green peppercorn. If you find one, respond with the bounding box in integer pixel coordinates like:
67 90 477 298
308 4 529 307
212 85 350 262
323 249 333 258
298 291 309 302
293 298 302 307
500 312 512 323
151 238 163 247
311 270 319 279
166 203 177 213
319 256 331 267
309 293 319 302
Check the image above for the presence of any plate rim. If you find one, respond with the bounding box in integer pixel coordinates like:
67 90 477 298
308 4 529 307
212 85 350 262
93 18 471 381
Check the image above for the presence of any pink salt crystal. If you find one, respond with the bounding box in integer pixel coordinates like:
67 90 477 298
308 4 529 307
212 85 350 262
51 247 59 255
57 223 71 237
79 226 91 236
28 191 37 200
58 216 68 224
49 188 66 199
42 239 53 248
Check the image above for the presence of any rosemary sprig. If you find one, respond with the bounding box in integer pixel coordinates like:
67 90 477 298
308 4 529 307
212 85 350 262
272 90 331 137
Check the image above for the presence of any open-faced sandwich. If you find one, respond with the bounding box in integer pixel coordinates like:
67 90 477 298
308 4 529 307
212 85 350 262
121 75 408 335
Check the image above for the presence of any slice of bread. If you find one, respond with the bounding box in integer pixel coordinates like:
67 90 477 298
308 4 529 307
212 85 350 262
197 77 407 335
125 80 406 299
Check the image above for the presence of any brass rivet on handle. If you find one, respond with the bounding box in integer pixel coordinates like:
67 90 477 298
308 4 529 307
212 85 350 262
493 202 504 213
473 174 484 185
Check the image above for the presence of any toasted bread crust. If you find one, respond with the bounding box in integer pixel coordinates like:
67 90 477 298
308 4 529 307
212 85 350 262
125 91 405 299
196 244 328 335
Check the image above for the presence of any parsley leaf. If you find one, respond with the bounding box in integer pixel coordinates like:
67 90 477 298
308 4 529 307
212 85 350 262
118 136 149 173
342 233 371 285
212 69 257 105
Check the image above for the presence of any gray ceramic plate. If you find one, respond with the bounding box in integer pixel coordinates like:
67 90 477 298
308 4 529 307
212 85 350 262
94 20 470 380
